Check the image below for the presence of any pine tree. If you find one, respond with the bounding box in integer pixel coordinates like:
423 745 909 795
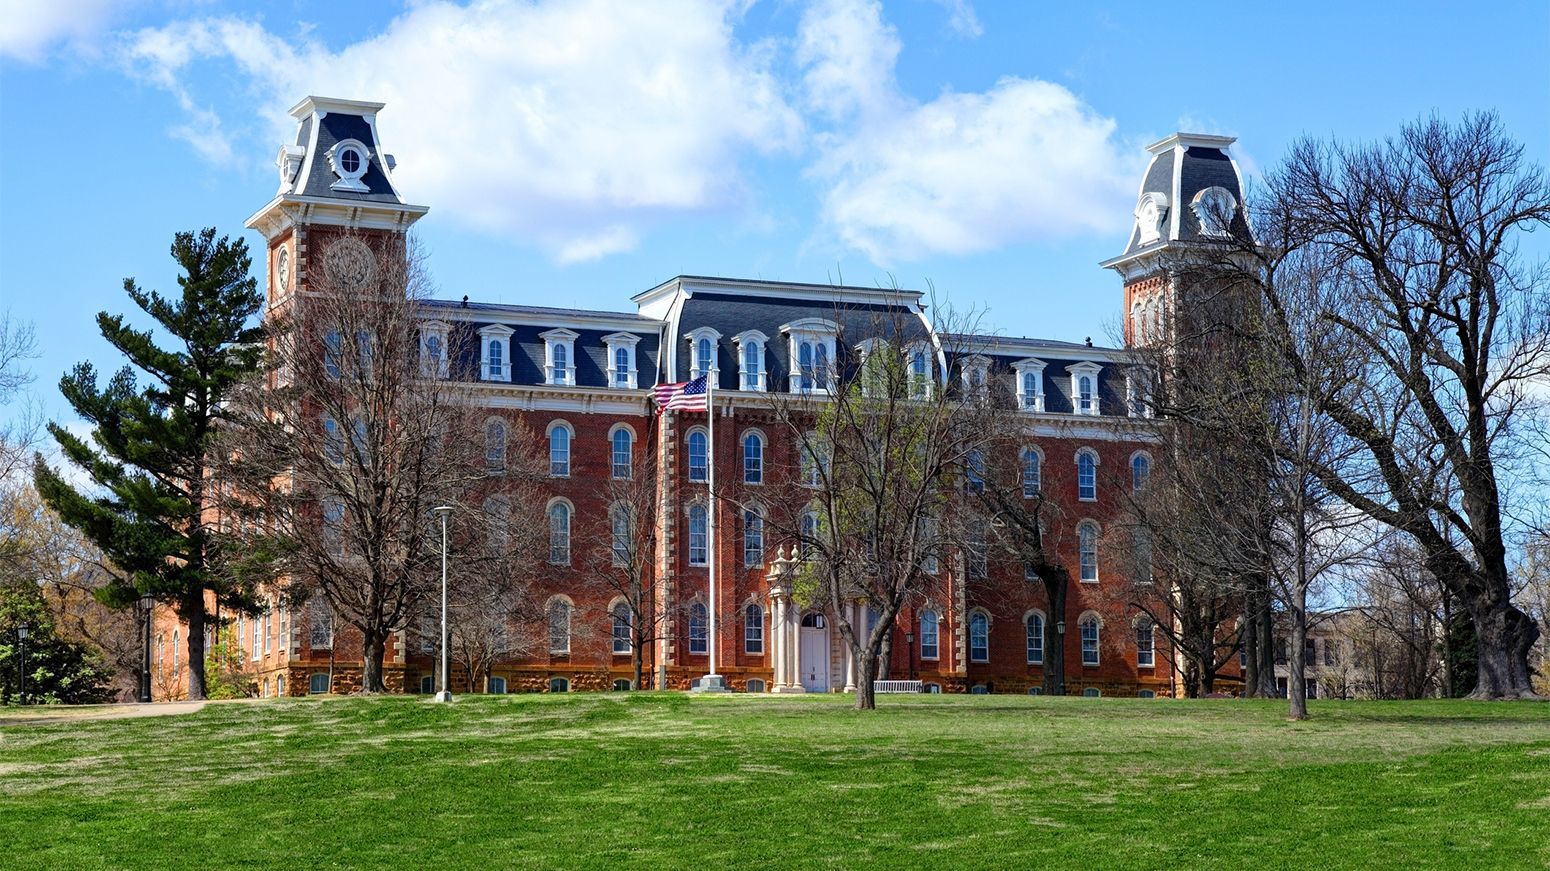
34 228 264 700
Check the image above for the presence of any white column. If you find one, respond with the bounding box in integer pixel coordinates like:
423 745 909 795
843 602 858 692
771 597 785 688
787 604 800 688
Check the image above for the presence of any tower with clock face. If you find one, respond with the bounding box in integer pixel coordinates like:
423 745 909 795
245 96 429 311
1100 133 1248 351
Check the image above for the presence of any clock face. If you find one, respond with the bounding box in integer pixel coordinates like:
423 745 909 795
276 246 290 292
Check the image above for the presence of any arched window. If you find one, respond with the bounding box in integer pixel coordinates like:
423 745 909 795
1022 448 1042 497
688 602 708 654
309 673 330 694
1131 453 1150 492
687 430 708 482
613 679 633 691
610 504 632 565
611 428 633 479
1135 618 1156 667
814 342 830 389
1078 374 1095 414
485 419 507 473
614 346 631 386
173 630 180 676
741 340 761 390
688 504 708 566
419 674 435 694
322 498 345 556
745 603 764 654
323 331 343 379
548 598 572 654
742 432 763 484
1077 449 1097 501
553 342 569 377
1026 613 1045 664
800 510 819 558
548 502 571 565
549 677 570 693
1138 689 1156 699
611 602 632 655
798 341 815 390
910 347 930 398
969 612 989 662
423 333 444 376
549 424 572 477
743 508 764 567
965 450 984 492
1080 614 1101 666
489 676 507 694
696 337 714 378
323 416 344 465
309 601 334 648
920 610 940 660
1083 687 1101 697
488 339 504 379
746 678 766 693
1027 686 1043 695
1078 522 1098 582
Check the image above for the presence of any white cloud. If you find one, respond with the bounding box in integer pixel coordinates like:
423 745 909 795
120 0 803 262
800 0 1137 264
1 0 120 64
932 0 983 39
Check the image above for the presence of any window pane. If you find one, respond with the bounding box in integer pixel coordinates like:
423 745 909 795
921 611 939 659
743 433 762 484
689 603 708 654
550 427 570 476
612 429 632 479
1079 524 1098 581
688 505 707 565
743 510 764 567
688 431 707 482
1027 615 1043 664
745 605 764 654
1078 452 1096 500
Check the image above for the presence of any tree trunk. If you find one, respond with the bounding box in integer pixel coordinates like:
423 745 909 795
1042 572 1068 695
632 639 644 691
854 651 876 710
1288 598 1308 720
180 594 209 701
361 631 387 693
1470 603 1541 699
1182 658 1201 698
1243 607 1261 697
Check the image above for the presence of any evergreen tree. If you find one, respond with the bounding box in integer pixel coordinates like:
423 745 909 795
34 228 264 700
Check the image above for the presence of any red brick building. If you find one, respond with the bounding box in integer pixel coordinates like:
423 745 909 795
147 97 1252 700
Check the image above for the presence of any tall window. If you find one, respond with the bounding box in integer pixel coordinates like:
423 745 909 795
487 339 504 379
743 432 763 484
800 510 819 558
800 437 825 488
688 602 708 654
920 610 940 660
548 502 571 565
548 599 571 654
549 425 571 477
1026 613 1044 664
799 341 815 390
1077 450 1097 501
1021 371 1040 408
323 417 344 465
969 612 989 662
612 603 632 655
1078 374 1095 414
1081 615 1100 665
614 347 631 387
322 498 345 556
743 509 764 567
422 332 445 377
1078 522 1098 582
965 450 985 492
1131 454 1150 492
910 347 930 398
741 340 761 390
1022 448 1041 497
323 331 343 379
309 602 333 648
745 604 764 654
687 430 708 482
814 343 830 389
552 342 569 381
967 521 988 580
611 428 633 479
1136 620 1155 667
688 504 708 566
697 337 715 378
485 420 507 473
611 504 632 565
543 329 578 386
1135 527 1153 583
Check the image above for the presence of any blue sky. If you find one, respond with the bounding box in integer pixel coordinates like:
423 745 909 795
2 0 1547 426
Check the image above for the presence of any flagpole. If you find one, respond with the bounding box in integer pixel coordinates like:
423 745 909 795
706 366 719 682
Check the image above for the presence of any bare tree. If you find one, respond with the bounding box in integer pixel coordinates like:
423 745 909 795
220 233 496 692
581 447 668 690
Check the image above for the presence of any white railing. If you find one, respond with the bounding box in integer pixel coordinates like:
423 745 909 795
873 680 924 694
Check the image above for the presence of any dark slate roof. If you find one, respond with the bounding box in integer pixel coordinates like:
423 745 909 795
423 298 658 324
436 319 663 390
672 291 930 388
954 333 1123 355
1115 135 1252 261
944 348 1130 416
295 111 402 204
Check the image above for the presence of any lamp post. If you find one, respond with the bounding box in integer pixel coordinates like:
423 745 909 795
1055 620 1067 696
16 624 29 705
139 595 155 703
431 505 455 703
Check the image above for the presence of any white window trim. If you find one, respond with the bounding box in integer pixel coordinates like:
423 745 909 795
686 500 710 567
1070 361 1103 416
546 499 574 566
906 341 934 400
959 354 991 399
1024 609 1047 664
686 426 710 483
420 320 450 379
685 326 722 381
1129 450 1153 493
478 324 514 383
1021 445 1044 499
919 607 942 661
1012 358 1047 412
547 420 574 478
1133 614 1156 668
603 332 641 390
608 423 636 480
1077 519 1101 584
541 328 579 386
1079 610 1104 666
327 138 371 193
968 608 992 663
741 428 766 486
546 594 574 654
1075 447 1100 503
782 318 839 395
733 330 768 392
609 597 632 655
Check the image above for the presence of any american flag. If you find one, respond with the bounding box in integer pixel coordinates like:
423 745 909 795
653 375 708 412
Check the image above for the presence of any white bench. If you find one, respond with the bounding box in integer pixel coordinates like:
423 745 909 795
873 680 924 694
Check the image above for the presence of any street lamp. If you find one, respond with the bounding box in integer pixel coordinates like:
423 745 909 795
905 631 915 681
139 595 155 703
16 624 29 706
431 505 455 703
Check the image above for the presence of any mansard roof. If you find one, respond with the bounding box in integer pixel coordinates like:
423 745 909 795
1102 132 1253 271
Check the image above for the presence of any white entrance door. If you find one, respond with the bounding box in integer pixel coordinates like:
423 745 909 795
800 613 829 692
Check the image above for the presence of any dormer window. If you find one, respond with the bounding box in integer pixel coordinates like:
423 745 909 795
685 327 721 381
782 319 839 395
907 342 932 399
541 328 578 386
1070 361 1103 416
1012 358 1047 411
603 333 640 389
855 338 889 395
419 321 450 379
959 355 991 400
733 330 768 391
479 324 514 383
327 138 371 193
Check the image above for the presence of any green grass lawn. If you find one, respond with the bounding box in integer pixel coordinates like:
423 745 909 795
1 693 1547 870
